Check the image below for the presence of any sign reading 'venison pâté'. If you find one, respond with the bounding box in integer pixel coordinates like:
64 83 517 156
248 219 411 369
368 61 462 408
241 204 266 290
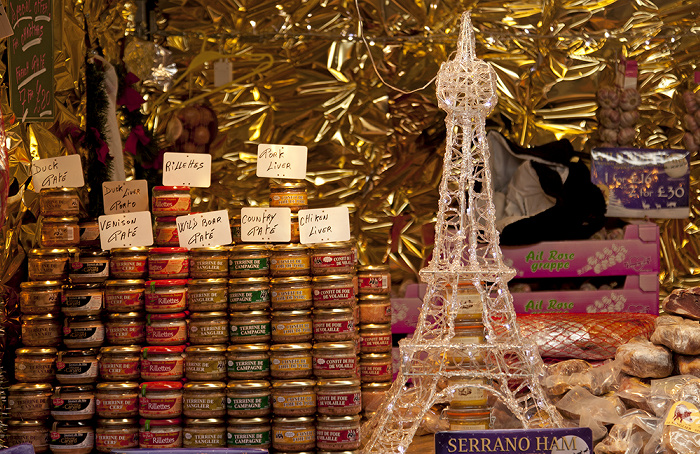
435 428 592 454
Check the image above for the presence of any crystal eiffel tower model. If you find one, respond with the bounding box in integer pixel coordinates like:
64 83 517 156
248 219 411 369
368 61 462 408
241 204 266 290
361 12 563 454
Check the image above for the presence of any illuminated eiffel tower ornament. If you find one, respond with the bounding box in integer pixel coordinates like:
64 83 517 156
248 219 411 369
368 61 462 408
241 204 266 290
361 12 562 454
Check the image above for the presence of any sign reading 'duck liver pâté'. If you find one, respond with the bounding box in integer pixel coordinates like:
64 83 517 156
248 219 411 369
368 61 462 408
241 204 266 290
435 428 592 454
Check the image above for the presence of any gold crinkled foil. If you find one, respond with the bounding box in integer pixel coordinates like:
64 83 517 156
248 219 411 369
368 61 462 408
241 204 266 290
1 1 700 327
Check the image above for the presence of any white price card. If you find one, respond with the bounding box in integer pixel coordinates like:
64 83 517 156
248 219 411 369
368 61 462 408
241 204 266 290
176 210 232 249
214 59 233 87
31 155 85 190
256 144 307 179
162 152 212 187
298 207 351 244
102 180 149 214
99 211 154 250
241 207 291 242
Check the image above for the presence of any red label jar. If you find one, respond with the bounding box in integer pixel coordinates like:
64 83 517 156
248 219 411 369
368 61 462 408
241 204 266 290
105 312 146 345
141 345 186 381
95 382 139 418
99 346 141 381
145 279 188 313
310 242 356 275
148 247 190 279
146 312 188 345
358 294 392 324
109 247 148 279
316 378 361 416
139 417 183 448
154 217 180 246
358 265 391 295
359 323 392 353
359 353 392 382
139 381 183 419
104 280 145 312
312 341 358 378
269 180 308 212
152 186 191 217
95 418 139 453
316 414 361 450
313 308 356 341
312 274 357 308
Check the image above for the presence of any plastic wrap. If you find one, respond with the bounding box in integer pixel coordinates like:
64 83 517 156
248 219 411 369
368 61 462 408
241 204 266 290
555 385 625 442
615 337 673 379
594 409 658 454
650 315 700 356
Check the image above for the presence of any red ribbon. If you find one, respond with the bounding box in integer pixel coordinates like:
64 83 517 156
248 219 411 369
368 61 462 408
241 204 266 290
90 127 110 164
117 73 144 112
124 125 151 156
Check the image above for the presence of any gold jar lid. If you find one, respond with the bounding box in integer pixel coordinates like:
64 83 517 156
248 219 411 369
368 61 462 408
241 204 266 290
361 382 393 390
358 294 390 303
311 241 355 249
40 187 78 195
227 380 270 390
358 265 389 272
9 383 53 392
227 343 270 353
313 308 354 316
188 278 228 285
186 345 227 353
100 346 141 354
97 418 137 426
227 417 269 425
271 244 308 252
54 385 94 394
270 181 306 190
8 419 47 427
270 276 311 285
312 274 355 283
316 378 361 388
317 414 361 423
189 311 228 319
272 416 315 423
229 277 270 285
190 246 228 254
271 379 316 389
106 312 144 320
230 244 270 252
20 280 64 289
96 382 139 391
21 313 59 321
28 248 70 257
269 343 312 352
272 310 311 317
111 247 149 254
184 418 225 425
105 279 145 287
360 353 392 360
229 310 270 318
43 216 79 223
359 323 391 330
16 347 58 355
312 341 355 351
184 382 226 391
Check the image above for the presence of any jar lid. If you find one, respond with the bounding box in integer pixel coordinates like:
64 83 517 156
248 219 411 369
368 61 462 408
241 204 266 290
71 249 110 258
97 382 139 391
443 407 491 417
139 417 183 426
184 418 225 425
155 216 177 222
8 420 47 427
64 283 103 290
146 279 189 287
317 414 361 423
358 265 390 272
270 276 312 285
105 279 145 287
360 353 392 360
186 345 227 353
100 346 141 354
272 416 315 423
228 277 270 285
9 383 53 392
227 380 271 390
227 417 269 425
315 378 361 388
313 308 354 316
359 323 391 330
21 313 58 321
189 311 228 319
106 312 144 320
229 310 270 318
54 385 94 394
140 381 183 391
359 294 391 302
454 322 485 330
20 280 64 288
52 421 91 428
40 187 78 194
230 244 270 252
58 349 98 358
142 345 187 356
312 341 355 351
149 247 188 254
188 278 229 285
269 343 312 352
271 244 308 252
312 274 355 283
272 310 311 317
153 186 190 191
361 382 393 390
16 347 58 355
311 241 355 249
98 418 137 426
226 343 269 353
28 248 70 256
148 312 187 320
271 379 316 389
64 314 101 323
190 246 228 253
111 247 149 254
184 382 226 390
270 181 307 189
43 216 80 223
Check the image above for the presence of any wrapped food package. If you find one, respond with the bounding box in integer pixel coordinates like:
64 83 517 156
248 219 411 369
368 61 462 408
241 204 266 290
615 337 673 379
544 359 592 396
616 375 653 413
662 288 700 320
555 386 624 442
650 315 700 355
676 355 700 377
660 381 700 454
594 409 656 454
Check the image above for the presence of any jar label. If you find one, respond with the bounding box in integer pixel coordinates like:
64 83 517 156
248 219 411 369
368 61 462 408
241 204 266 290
7 432 49 448
16 360 54 377
99 359 140 378
270 256 310 272
274 392 314 409
361 334 392 348
314 320 355 335
228 429 270 446
273 320 312 337
56 360 98 379
63 325 105 342
110 259 147 275
190 288 228 305
313 356 357 371
184 396 225 412
313 286 355 301
191 258 228 273
274 427 314 444
360 363 391 378
184 431 225 447
190 324 228 338
96 431 138 450
106 324 145 342
230 257 269 272
230 322 271 338
271 356 312 371
229 289 270 304
32 260 68 275
43 198 79 212
145 291 187 310
155 227 179 246
228 358 270 374
317 427 359 444
70 261 108 276
450 384 489 405
270 192 307 206
24 324 62 342
50 431 94 449
227 394 270 411
140 396 179 413
317 391 361 408
312 253 354 268
271 287 312 303
146 325 187 342
62 293 103 310
359 275 389 290
153 195 191 212
139 429 181 447
149 258 189 276
51 397 95 415
96 396 138 415
142 359 181 376
10 396 48 412
105 291 143 311
43 224 75 242
187 359 226 375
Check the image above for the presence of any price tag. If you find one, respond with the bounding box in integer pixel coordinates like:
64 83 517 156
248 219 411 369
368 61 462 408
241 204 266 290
31 155 85 190
102 180 149 214
214 59 233 87
176 210 232 248
162 152 212 187
256 144 307 179
241 207 291 242
98 211 154 250
298 207 350 244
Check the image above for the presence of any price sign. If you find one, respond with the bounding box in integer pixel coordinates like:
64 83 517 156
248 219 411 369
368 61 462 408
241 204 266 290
162 152 212 187
98 211 154 250
240 207 291 242
298 207 350 244
176 210 232 248
102 180 149 214
31 155 84 190
8 0 54 121
435 428 592 454
256 144 307 179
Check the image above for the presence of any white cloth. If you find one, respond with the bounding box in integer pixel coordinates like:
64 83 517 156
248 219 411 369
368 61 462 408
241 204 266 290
93 56 126 181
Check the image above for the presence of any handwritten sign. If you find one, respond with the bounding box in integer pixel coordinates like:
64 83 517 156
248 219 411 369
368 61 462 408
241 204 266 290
298 207 350 244
31 155 84 190
256 144 307 179
162 152 212 187
103 180 149 215
241 207 291 242
98 211 154 250
176 210 232 248
7 0 54 121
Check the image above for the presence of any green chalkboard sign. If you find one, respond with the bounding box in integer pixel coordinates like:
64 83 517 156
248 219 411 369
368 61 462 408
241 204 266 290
7 0 54 122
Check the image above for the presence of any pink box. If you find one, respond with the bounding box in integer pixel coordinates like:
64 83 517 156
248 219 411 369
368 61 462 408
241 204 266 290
501 223 659 279
392 295 423 333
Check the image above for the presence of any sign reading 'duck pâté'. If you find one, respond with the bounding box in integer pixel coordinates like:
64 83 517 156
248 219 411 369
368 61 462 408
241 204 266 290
240 207 292 242
176 210 232 248
98 211 154 250
102 180 149 214
31 155 85 190
435 428 592 454
298 207 350 244
256 144 307 179
162 152 212 187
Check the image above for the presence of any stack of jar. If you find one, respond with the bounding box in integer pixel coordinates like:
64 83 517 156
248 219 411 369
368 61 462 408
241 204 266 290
443 282 492 431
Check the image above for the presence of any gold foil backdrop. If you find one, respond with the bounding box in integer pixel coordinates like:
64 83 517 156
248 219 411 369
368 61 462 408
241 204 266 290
1 0 700 313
